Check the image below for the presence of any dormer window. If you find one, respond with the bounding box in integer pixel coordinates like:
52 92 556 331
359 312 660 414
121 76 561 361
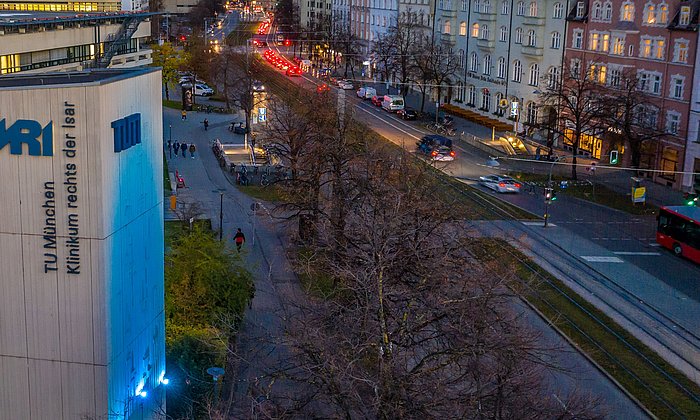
621 1 634 22
576 1 585 18
679 6 691 26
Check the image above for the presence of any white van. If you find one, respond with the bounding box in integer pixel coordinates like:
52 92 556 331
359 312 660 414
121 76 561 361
382 95 404 112
356 87 377 99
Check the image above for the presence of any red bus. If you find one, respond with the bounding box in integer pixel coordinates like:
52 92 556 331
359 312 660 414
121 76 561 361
657 206 700 263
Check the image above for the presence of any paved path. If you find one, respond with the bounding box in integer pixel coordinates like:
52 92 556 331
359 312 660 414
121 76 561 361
164 107 302 416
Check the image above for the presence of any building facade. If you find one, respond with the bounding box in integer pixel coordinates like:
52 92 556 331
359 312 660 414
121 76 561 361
0 0 121 12
0 11 153 75
434 0 567 136
0 68 165 418
684 33 700 192
565 0 699 189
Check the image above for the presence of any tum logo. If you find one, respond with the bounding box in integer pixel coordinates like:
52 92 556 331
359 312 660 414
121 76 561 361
112 113 141 153
0 119 53 156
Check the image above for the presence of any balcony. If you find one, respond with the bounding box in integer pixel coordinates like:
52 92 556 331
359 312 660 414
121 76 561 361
523 15 546 26
478 11 497 22
476 38 495 50
441 32 456 45
522 45 543 56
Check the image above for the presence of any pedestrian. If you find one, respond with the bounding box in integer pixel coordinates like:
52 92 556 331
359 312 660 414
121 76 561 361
248 283 255 309
234 228 246 252
181 109 187 120
167 139 172 158
189 143 196 159
173 141 180 157
181 142 188 157
535 146 541 161
203 118 209 131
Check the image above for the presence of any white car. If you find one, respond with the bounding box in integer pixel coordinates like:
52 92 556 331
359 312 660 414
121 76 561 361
338 80 354 90
479 175 523 193
182 83 214 96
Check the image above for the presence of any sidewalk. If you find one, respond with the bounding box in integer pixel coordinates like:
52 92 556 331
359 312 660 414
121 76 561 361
162 106 303 413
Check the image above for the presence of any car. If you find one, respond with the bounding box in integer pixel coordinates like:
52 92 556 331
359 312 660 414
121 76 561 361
416 135 455 161
229 121 247 134
339 81 354 90
178 75 206 85
356 87 376 99
316 83 330 94
397 107 417 120
371 95 383 107
181 83 214 96
252 80 265 92
478 175 523 193
286 67 302 76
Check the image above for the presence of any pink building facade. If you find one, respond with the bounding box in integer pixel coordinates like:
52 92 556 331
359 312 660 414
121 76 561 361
564 0 699 189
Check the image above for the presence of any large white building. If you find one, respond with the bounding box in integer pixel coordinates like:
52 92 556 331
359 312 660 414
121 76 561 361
0 68 165 419
436 0 567 136
0 11 154 75
684 39 700 192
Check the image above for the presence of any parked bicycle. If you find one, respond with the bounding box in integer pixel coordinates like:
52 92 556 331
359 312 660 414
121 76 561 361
426 122 457 136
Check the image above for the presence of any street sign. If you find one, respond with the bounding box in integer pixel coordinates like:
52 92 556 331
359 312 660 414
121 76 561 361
511 101 519 117
632 187 646 203
258 107 267 122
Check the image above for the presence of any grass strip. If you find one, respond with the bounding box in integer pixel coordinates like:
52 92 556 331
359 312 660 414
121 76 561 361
225 22 258 46
163 99 182 110
470 237 700 418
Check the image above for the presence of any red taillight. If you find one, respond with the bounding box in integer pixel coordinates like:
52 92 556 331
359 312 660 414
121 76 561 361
514 183 521 188
498 182 506 187
431 151 438 157
449 151 456 157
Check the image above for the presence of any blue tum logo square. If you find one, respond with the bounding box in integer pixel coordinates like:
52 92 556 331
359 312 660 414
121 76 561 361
112 113 141 153
0 119 53 156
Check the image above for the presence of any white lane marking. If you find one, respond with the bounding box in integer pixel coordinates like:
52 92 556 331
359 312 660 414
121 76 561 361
612 251 661 256
521 221 557 227
354 105 422 141
581 256 624 263
649 243 661 247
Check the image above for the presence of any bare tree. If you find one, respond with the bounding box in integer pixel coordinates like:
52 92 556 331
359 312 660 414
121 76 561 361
388 11 422 96
538 61 607 180
371 31 396 83
602 69 669 172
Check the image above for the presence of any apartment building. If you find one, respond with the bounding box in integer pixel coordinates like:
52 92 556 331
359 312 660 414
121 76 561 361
435 0 568 138
684 29 700 192
299 0 332 31
565 0 699 189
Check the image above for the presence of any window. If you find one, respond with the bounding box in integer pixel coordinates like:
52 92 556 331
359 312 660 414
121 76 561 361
517 1 525 15
629 44 635 56
612 36 625 55
640 37 652 58
654 39 665 60
598 65 607 83
527 30 536 46
444 20 451 33
500 26 509 42
472 23 480 37
671 76 684 99
526 102 538 124
644 3 656 24
458 49 465 67
483 54 492 75
680 6 691 26
529 1 537 16
460 21 467 36
481 24 490 39
603 1 613 20
547 66 560 88
674 40 689 63
639 71 662 94
658 3 668 24
475 0 481 11
551 32 561 49
482 90 492 111
461 0 467 11
576 1 585 18
602 34 610 52
513 60 522 82
470 52 479 71
501 0 510 14
572 29 583 49
553 2 563 18
529 63 540 86
590 32 600 51
609 68 621 86
497 56 506 78
621 1 634 22
515 27 523 44
483 0 491 13
571 58 581 79
592 1 602 20
666 111 681 135
636 105 659 128
469 85 476 104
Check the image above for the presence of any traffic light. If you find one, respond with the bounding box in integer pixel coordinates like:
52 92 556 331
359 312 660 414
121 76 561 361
610 150 619 165
544 187 554 201
284 39 292 46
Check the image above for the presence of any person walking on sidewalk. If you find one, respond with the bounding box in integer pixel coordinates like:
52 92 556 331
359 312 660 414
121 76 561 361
181 109 187 120
203 118 209 131
234 228 246 252
173 141 180 158
181 142 188 158
167 139 172 158
189 143 196 159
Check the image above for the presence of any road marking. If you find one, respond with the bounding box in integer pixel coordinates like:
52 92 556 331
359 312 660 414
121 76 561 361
612 251 661 256
354 106 423 140
522 221 556 227
580 256 624 263
649 243 661 247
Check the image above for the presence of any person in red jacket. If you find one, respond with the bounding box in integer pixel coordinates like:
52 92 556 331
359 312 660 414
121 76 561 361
234 228 246 252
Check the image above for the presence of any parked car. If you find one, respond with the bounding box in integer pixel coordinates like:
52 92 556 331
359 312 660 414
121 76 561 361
371 95 383 107
416 135 455 161
179 75 206 86
479 175 523 193
286 66 302 76
316 83 330 94
381 95 405 112
397 107 417 120
182 83 214 96
252 80 265 92
356 86 377 99
229 121 247 134
338 80 354 90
